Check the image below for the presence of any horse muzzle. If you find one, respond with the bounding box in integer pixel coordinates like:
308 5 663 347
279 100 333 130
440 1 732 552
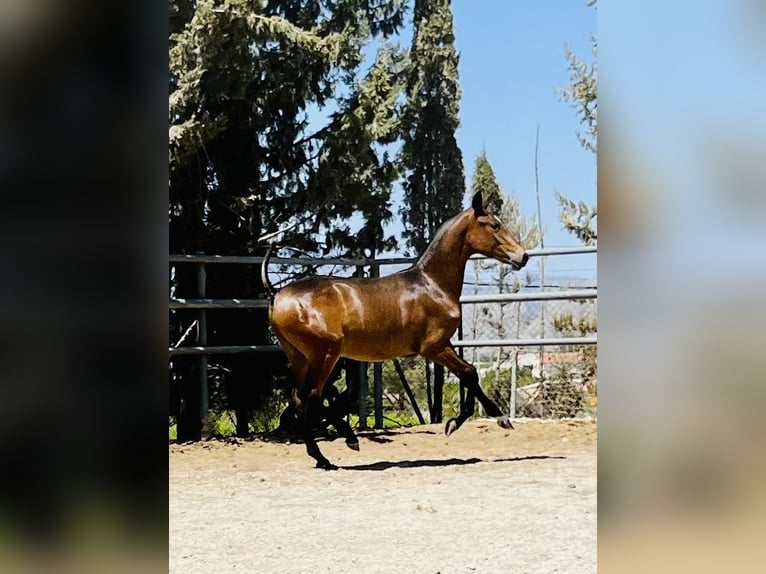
503 250 529 270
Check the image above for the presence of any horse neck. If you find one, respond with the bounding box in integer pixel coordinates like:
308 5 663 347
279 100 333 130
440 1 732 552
415 212 472 299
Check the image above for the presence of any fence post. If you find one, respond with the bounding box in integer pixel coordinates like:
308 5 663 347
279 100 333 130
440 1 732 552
358 361 368 430
457 306 465 410
392 359 425 425
197 262 209 435
510 349 518 421
370 262 384 429
373 363 383 429
352 263 369 429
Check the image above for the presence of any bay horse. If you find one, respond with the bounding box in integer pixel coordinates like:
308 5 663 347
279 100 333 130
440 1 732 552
262 191 529 469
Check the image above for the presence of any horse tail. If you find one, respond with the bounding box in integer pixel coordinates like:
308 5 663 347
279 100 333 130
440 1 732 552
261 242 277 300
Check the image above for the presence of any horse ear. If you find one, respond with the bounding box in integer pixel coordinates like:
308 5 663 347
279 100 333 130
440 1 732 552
471 191 485 215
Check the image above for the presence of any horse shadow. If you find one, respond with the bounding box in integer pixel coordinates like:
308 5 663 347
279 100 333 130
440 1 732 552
356 428 438 444
341 454 566 471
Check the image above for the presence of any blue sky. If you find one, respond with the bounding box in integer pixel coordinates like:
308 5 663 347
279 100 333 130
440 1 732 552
452 0 596 249
380 1 598 284
382 1 596 251
316 2 598 282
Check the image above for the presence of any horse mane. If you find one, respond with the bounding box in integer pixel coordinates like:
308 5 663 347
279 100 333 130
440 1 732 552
415 209 470 269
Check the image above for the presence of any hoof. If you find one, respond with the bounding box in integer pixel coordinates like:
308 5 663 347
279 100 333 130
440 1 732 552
315 460 339 471
496 415 514 430
346 440 360 451
445 418 459 436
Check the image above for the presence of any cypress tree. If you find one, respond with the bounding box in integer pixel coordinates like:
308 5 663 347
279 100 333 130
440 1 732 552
400 0 465 256
469 148 504 214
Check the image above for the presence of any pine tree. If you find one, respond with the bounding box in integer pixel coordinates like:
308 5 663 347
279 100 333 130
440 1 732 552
467 151 539 345
309 45 407 258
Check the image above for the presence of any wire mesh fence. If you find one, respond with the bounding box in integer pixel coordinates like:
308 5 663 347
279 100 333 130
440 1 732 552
456 255 597 422
372 346 597 426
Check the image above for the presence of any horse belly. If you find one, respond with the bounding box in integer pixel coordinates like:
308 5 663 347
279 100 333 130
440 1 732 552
339 323 417 362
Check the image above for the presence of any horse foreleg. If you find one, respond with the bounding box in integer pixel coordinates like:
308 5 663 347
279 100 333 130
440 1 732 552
429 346 513 435
470 377 511 425
444 380 476 436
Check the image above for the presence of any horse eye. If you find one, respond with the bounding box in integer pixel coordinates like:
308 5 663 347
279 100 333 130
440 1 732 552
490 222 501 231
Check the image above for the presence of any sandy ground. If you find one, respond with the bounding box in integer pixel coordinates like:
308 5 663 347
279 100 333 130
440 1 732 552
169 419 596 574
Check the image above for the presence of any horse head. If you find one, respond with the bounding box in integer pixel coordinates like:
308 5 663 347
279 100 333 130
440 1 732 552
466 191 529 270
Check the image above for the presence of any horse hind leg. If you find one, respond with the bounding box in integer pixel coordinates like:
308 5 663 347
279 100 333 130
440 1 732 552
316 360 359 450
273 336 309 437
299 343 348 470
273 332 310 401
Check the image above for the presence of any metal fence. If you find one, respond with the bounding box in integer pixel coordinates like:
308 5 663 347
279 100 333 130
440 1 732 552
169 246 596 433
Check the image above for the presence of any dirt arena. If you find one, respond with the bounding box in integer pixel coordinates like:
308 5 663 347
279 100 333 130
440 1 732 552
169 419 596 574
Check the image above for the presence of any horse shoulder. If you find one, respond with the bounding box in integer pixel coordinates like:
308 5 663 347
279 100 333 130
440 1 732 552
417 274 461 320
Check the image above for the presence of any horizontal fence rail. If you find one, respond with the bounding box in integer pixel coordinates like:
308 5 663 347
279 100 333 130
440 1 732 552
169 298 269 309
169 338 598 355
169 245 596 266
169 344 282 356
459 290 596 304
453 336 597 348
169 289 597 310
169 247 597 434
169 337 597 356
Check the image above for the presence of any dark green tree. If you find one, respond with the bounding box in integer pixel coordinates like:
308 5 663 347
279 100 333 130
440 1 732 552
467 149 504 370
469 148 504 214
399 0 465 256
308 45 407 258
168 0 407 439
399 0 465 423
170 0 407 256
